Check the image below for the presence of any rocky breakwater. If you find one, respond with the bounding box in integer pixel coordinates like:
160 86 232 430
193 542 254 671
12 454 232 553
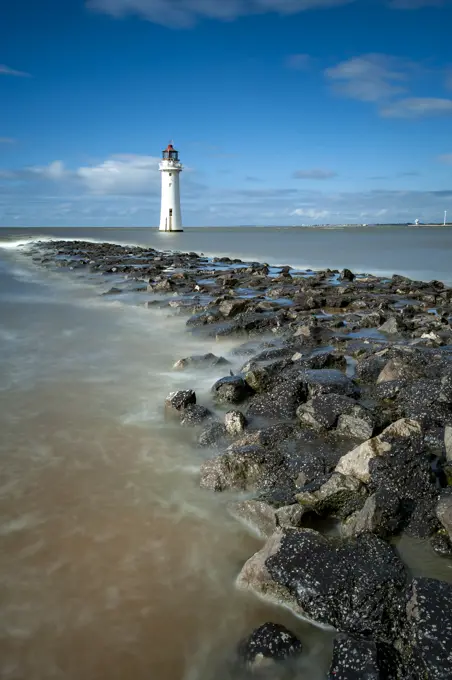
27 240 452 679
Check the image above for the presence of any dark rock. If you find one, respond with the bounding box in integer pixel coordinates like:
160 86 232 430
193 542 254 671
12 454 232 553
219 298 248 317
224 410 247 436
445 425 452 462
238 623 302 672
102 287 123 295
229 499 301 538
378 317 401 335
397 379 452 428
173 353 229 370
246 376 307 421
186 310 222 327
296 472 367 519
328 634 401 679
399 578 452 679
152 278 175 292
430 531 452 557
237 528 406 641
279 430 352 486
297 393 356 430
180 404 212 427
340 268 355 282
165 389 196 413
293 368 357 399
336 419 439 538
436 489 452 541
355 355 388 384
297 393 373 440
198 422 228 448
341 489 404 539
200 445 283 492
212 375 252 404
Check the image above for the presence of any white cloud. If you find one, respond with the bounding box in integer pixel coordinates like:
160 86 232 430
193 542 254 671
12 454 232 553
380 97 452 117
291 208 330 219
77 154 161 195
0 138 16 144
86 0 357 27
1 152 451 226
325 54 408 102
27 160 67 180
0 64 31 78
438 153 452 163
293 169 337 179
86 0 451 25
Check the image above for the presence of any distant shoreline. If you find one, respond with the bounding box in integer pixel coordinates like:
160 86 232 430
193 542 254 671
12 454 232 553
1 223 452 231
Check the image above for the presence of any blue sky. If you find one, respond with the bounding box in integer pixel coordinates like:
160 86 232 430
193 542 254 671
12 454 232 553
1 0 452 227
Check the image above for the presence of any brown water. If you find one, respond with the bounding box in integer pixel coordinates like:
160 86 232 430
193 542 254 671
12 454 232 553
1 229 452 680
0 237 333 680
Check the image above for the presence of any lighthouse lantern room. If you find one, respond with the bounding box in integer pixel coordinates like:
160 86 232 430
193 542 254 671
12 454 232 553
159 142 183 232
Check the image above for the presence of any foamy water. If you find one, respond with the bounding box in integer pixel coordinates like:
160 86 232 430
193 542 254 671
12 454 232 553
0 235 334 680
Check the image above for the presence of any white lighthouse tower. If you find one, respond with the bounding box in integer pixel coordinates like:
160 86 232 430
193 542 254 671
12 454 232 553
159 142 183 232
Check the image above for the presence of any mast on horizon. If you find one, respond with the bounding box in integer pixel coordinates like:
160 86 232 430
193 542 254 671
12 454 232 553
159 142 183 232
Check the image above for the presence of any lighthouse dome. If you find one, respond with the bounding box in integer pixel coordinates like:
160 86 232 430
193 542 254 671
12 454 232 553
162 143 179 161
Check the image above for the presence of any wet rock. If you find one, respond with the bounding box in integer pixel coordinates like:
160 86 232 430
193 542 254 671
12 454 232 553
243 357 291 393
341 490 404 539
328 634 400 679
445 425 452 462
224 410 247 436
238 623 302 673
436 489 452 541
295 473 366 519
355 355 388 384
399 578 452 679
152 278 175 292
237 528 406 641
335 418 441 538
298 368 357 399
297 393 373 440
397 379 452 428
102 286 123 295
200 445 281 492
165 389 196 413
296 393 356 430
173 353 229 370
198 422 228 448
278 430 352 486
378 317 401 334
246 376 307 421
430 531 452 557
336 412 374 441
293 324 323 342
375 379 405 400
212 375 252 404
229 499 304 538
303 350 347 372
340 268 356 282
335 419 422 484
377 357 426 384
180 404 212 426
219 298 248 317
356 311 382 329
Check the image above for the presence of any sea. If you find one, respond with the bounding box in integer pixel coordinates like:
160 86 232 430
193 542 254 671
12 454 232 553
1 225 452 680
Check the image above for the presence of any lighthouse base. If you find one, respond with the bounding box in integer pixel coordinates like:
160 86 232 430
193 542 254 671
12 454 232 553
159 229 184 233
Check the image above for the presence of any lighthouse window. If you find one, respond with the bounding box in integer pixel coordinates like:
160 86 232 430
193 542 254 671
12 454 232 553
169 173 172 177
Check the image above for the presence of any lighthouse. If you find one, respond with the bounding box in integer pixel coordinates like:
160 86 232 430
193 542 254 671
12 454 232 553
159 142 183 232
